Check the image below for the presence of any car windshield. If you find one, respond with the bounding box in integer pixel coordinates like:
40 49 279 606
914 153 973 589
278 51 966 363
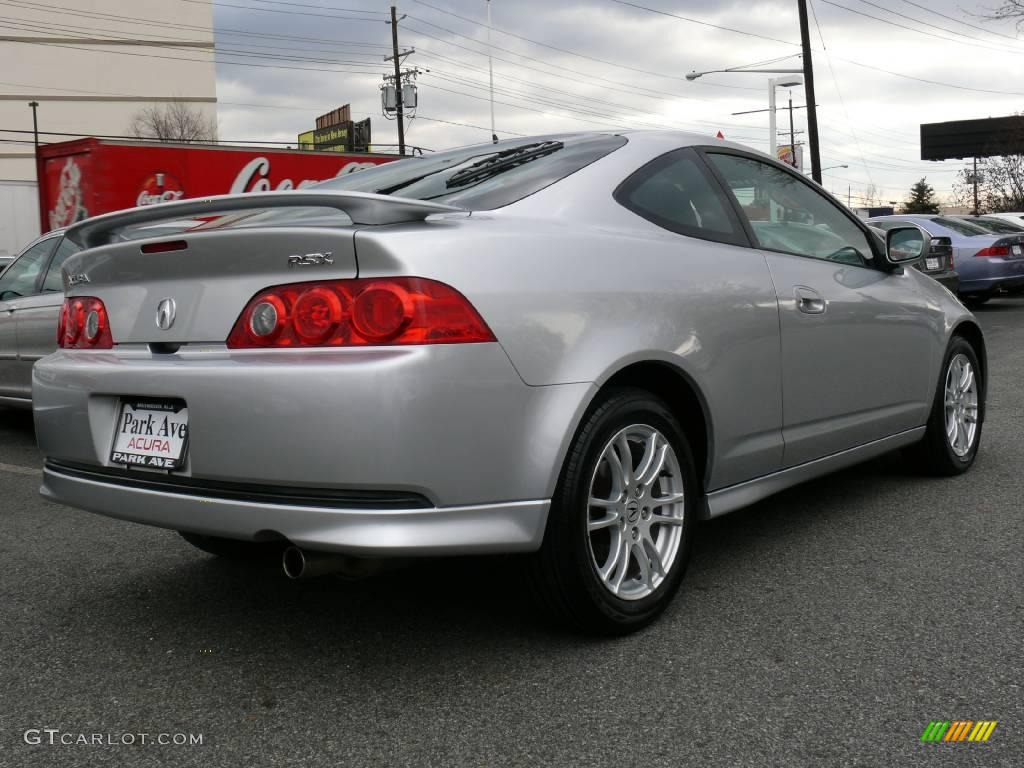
312 133 627 211
929 217 990 236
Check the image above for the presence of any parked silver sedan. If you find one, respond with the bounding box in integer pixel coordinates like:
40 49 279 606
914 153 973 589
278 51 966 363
0 229 79 407
33 132 985 633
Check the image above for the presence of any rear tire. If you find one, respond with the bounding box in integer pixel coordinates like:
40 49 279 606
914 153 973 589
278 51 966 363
528 388 697 635
904 336 983 475
178 531 285 562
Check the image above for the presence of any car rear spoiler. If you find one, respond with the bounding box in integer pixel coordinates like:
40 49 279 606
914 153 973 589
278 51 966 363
65 190 465 249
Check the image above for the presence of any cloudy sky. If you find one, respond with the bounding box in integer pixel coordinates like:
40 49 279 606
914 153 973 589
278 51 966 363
212 0 1024 207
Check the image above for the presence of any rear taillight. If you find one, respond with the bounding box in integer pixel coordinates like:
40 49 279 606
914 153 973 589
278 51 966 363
58 297 113 349
226 278 496 349
975 245 1010 257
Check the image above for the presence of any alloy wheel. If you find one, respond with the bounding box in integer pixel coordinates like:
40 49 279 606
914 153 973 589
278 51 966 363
585 424 685 601
944 353 979 458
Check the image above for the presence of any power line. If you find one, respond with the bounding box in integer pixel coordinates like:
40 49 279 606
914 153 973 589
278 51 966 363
822 0 1024 57
0 16 387 58
0 0 391 48
0 21 391 68
175 0 383 22
808 0 872 186
0 126 423 150
893 0 1024 42
411 0 753 85
853 0 1024 52
601 0 1024 97
608 0 801 46
3 37 389 76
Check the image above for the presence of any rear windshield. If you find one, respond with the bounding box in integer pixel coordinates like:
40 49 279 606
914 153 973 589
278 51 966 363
972 217 1024 234
929 217 990 236
312 133 627 211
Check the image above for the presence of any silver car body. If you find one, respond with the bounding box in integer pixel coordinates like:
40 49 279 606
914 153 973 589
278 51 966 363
0 229 76 407
33 132 980 557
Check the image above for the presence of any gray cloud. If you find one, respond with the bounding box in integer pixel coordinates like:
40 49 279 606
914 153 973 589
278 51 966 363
212 0 1024 203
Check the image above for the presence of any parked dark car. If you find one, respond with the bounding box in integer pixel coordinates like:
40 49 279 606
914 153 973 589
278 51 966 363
867 222 958 293
867 214 1024 304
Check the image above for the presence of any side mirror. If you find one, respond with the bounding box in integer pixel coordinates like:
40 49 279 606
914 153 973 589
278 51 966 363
885 225 927 266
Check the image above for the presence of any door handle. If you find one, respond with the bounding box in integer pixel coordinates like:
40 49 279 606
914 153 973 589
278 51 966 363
794 286 826 315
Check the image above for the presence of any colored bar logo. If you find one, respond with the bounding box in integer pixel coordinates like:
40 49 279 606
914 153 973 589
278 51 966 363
920 721 997 742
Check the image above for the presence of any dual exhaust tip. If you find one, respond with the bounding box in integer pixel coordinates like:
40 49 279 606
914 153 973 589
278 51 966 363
281 545 390 580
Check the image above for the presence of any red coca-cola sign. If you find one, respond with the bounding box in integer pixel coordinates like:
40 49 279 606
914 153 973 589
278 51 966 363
38 138 399 232
137 172 186 206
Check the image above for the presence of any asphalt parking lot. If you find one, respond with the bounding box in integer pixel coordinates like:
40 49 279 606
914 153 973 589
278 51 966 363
1 302 1021 768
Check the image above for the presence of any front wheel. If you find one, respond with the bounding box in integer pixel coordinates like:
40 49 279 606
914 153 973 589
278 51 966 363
905 336 984 475
529 388 697 634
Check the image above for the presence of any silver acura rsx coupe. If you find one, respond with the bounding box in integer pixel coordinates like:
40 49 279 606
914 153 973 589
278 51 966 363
33 132 985 633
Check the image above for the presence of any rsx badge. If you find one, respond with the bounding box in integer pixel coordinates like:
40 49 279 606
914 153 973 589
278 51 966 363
287 252 333 267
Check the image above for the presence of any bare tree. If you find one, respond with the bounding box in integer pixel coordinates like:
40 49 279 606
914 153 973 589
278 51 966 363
984 1 1024 25
863 183 882 208
952 156 1024 213
129 100 217 143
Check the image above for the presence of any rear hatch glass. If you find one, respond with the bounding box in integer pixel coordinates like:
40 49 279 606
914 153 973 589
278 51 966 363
311 133 627 211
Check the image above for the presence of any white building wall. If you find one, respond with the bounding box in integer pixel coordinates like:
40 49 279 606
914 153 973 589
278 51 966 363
0 0 217 249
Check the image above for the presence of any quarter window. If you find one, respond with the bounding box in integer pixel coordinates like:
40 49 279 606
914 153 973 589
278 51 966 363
42 237 83 293
614 149 746 245
708 153 875 267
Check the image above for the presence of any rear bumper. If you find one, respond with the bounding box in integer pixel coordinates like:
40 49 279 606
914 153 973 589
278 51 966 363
41 461 549 556
958 274 1024 295
957 256 1024 295
33 343 594 553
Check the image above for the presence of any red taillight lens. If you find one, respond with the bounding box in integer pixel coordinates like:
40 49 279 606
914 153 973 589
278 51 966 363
293 287 344 343
352 283 413 342
975 245 1010 257
58 297 113 349
226 278 495 349
140 240 187 254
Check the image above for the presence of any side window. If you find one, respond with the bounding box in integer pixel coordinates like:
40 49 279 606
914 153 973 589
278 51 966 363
614 149 747 246
0 237 57 301
707 153 875 267
42 237 83 293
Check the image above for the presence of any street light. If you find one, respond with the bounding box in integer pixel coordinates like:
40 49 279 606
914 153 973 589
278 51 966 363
685 67 803 81
768 75 803 159
685 67 804 158
820 164 848 173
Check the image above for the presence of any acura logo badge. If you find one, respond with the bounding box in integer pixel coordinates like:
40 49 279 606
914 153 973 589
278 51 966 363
156 298 176 330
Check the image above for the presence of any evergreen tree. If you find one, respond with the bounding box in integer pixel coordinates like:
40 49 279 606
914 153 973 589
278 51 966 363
901 178 940 214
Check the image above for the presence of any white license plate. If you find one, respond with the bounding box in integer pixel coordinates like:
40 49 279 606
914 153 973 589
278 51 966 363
1013 245 1022 256
925 257 940 271
110 399 189 469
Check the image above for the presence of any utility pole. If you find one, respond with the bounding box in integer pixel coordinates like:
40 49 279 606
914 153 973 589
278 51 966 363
797 0 822 184
486 0 496 143
28 100 39 153
972 157 979 214
788 93 796 168
389 6 405 156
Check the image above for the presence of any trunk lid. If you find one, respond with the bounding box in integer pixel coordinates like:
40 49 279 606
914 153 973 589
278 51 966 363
60 191 462 345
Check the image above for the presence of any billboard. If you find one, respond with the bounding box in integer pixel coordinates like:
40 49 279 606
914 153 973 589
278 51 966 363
777 144 803 172
920 116 1024 161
